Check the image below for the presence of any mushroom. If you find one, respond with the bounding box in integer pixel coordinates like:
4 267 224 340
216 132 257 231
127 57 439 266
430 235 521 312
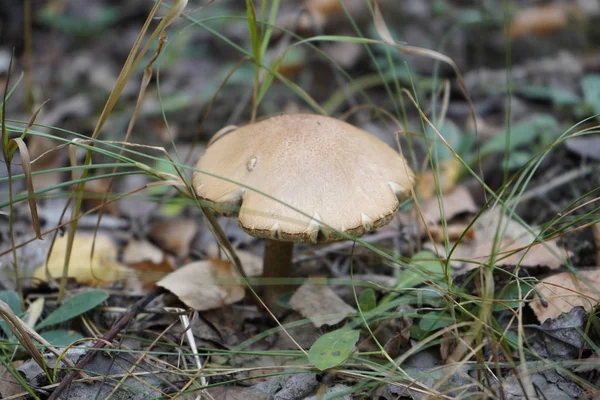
192 114 414 310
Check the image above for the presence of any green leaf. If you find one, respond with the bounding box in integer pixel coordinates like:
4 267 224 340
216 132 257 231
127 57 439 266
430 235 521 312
456 8 485 25
308 329 360 371
39 6 121 36
0 291 22 314
358 289 376 313
505 151 532 170
581 74 600 118
258 54 284 103
40 330 84 347
0 291 21 339
418 311 455 332
500 331 519 350
426 120 462 162
493 280 535 312
394 251 445 289
259 0 281 56
36 290 108 330
480 114 559 156
517 85 580 106
246 0 260 65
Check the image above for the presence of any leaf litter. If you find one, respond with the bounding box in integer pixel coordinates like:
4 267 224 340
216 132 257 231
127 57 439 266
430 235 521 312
32 232 132 287
157 259 247 311
425 207 568 273
157 250 262 311
289 282 356 328
1 0 600 398
530 268 600 322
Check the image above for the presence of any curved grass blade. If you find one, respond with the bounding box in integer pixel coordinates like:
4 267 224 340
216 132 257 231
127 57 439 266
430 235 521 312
9 138 42 239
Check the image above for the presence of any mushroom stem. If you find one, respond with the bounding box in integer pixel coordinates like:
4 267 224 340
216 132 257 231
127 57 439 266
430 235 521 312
263 239 294 312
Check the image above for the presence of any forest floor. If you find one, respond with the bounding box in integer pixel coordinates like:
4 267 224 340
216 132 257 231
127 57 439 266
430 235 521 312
1 0 600 399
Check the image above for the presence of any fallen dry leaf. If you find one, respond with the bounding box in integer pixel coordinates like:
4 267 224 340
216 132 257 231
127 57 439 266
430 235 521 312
305 0 364 30
420 185 478 226
440 330 458 364
201 243 264 277
416 159 462 200
419 185 477 244
510 5 569 38
236 250 263 277
122 239 166 265
149 218 198 258
530 269 600 323
365 307 412 359
157 260 247 311
426 208 567 272
33 233 132 287
122 240 175 290
289 283 356 328
0 363 24 398
202 244 263 277
428 224 475 243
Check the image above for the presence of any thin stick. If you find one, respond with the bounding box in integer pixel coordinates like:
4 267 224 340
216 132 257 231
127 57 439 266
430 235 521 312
47 287 166 400
164 308 208 387
506 166 592 207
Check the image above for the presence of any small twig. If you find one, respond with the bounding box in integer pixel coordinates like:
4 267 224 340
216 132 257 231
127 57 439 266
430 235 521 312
507 166 593 207
164 308 209 389
47 287 166 400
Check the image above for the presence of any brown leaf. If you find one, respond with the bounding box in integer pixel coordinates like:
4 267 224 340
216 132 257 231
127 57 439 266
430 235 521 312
428 224 475 243
420 185 478 226
426 208 567 273
440 331 458 363
510 5 569 38
381 312 412 359
305 0 365 30
157 260 246 311
289 283 356 328
122 239 174 290
122 239 166 265
0 363 24 398
33 233 132 287
530 269 600 323
416 159 463 200
420 184 477 244
149 218 198 257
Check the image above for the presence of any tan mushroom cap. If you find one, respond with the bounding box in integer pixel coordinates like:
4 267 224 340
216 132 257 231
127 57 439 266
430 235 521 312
193 114 414 243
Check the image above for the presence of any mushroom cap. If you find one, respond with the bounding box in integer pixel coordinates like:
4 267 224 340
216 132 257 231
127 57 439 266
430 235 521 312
193 114 414 243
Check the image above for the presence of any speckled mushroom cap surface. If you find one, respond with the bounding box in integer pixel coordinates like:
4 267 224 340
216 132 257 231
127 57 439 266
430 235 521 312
193 114 414 243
